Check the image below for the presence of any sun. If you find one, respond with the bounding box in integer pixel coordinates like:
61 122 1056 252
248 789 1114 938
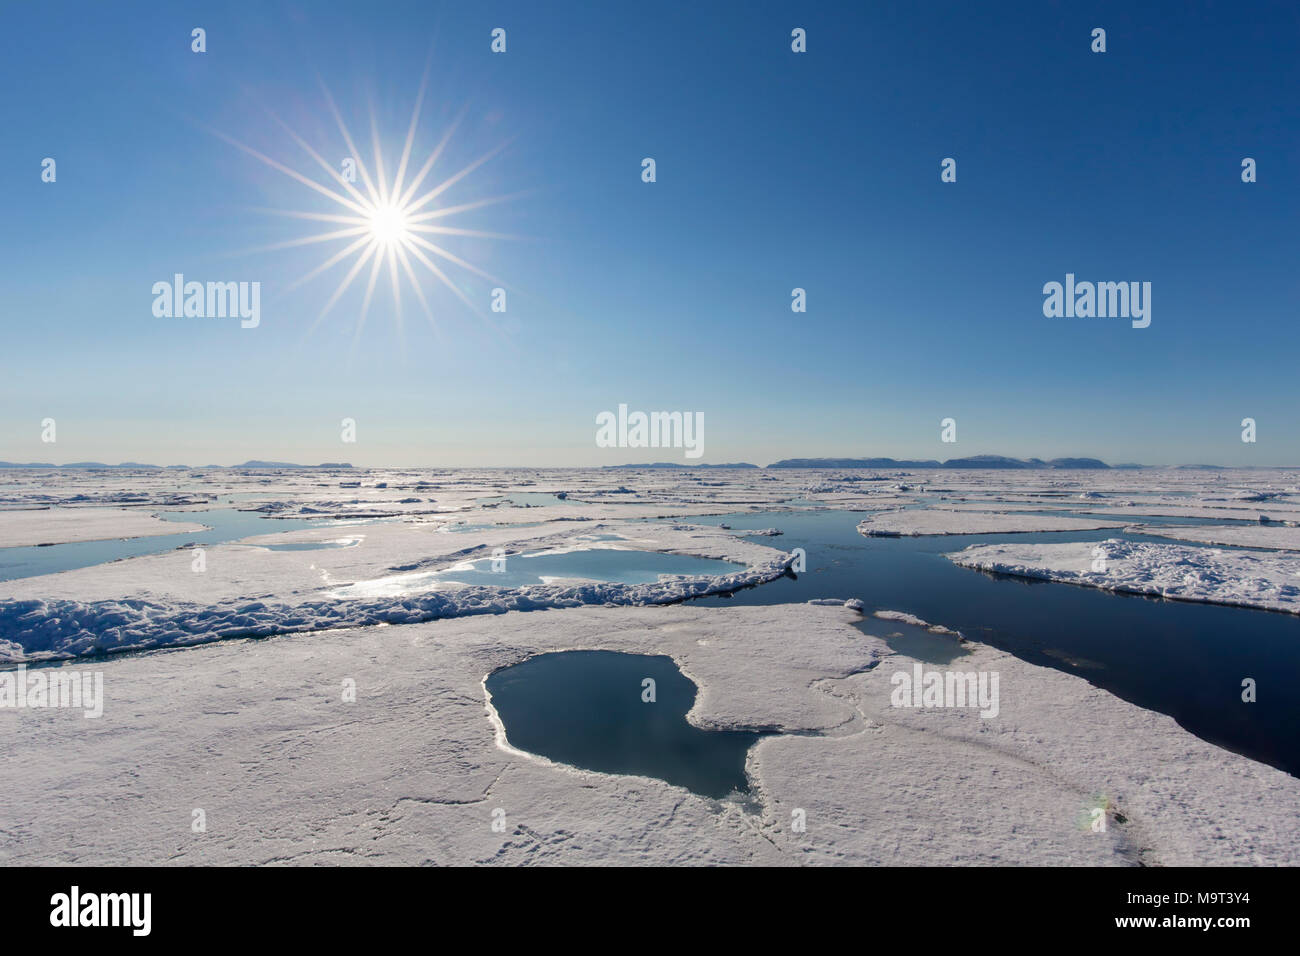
211 68 521 343
367 201 411 246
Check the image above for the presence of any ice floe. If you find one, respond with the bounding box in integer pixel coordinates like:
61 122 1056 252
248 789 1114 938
4 602 1297 865
0 506 206 548
0 543 793 662
856 509 1126 537
949 538 1300 615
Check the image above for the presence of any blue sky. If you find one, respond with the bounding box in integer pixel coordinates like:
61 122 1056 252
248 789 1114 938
1 0 1297 466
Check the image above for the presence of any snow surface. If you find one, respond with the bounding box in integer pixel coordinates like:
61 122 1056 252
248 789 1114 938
4 466 1300 864
0 520 791 662
1143 523 1300 552
856 509 1126 536
0 506 206 547
873 609 962 636
3 602 1297 865
949 538 1300 615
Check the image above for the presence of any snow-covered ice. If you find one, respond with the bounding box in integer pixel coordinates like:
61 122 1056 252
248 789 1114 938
0 519 791 662
0 506 206 547
949 537 1300 615
1141 523 1300 552
857 509 1126 536
3 602 1298 865
3 465 1299 865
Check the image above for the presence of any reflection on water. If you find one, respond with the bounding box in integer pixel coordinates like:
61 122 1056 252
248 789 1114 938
442 520 546 533
0 509 330 582
1013 509 1259 528
332 548 743 598
477 492 569 507
863 615 971 665
486 650 765 798
674 508 1300 778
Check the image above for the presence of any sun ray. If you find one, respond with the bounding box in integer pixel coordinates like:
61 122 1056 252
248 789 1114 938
386 243 402 316
401 238 513 348
222 71 524 343
359 246 386 320
316 239 380 324
404 190 532 224
319 78 383 209
205 124 372 217
404 242 515 355
350 249 388 359
405 232 509 288
407 224 524 241
282 234 374 295
403 240 479 315
403 140 512 217
259 103 376 213
395 108 464 209
246 207 371 225
393 242 439 342
390 67 429 203
370 104 390 208
233 225 372 257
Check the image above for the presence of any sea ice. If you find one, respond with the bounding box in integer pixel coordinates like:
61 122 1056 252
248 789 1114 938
0 506 206 548
949 538 1300 615
3 602 1297 865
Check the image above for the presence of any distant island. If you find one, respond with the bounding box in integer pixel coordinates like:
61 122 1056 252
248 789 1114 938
1 457 1294 471
602 462 759 469
0 461 354 470
766 455 1113 469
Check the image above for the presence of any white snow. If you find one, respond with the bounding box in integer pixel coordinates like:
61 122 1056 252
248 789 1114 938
3 602 1297 865
949 537 1300 615
1142 523 1300 552
856 509 1126 537
0 535 792 663
873 609 963 636
0 506 206 548
4 465 1300 865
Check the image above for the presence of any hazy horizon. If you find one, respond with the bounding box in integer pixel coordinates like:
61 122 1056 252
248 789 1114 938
4 453 1299 470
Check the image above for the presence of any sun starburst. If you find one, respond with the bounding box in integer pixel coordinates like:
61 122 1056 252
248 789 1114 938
212 69 522 345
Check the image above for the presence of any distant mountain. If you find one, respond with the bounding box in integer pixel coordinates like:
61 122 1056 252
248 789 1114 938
232 461 354 469
940 455 1039 469
1046 457 1110 469
0 460 352 470
768 455 1112 470
0 461 156 469
603 462 758 469
767 458 942 469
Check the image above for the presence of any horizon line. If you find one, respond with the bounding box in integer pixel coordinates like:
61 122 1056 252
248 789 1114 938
3 457 1299 471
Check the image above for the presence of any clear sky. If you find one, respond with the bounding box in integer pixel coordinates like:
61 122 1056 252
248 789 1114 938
2 0 1297 467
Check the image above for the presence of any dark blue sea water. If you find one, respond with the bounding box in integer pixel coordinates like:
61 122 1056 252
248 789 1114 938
486 650 764 798
672 509 1300 777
